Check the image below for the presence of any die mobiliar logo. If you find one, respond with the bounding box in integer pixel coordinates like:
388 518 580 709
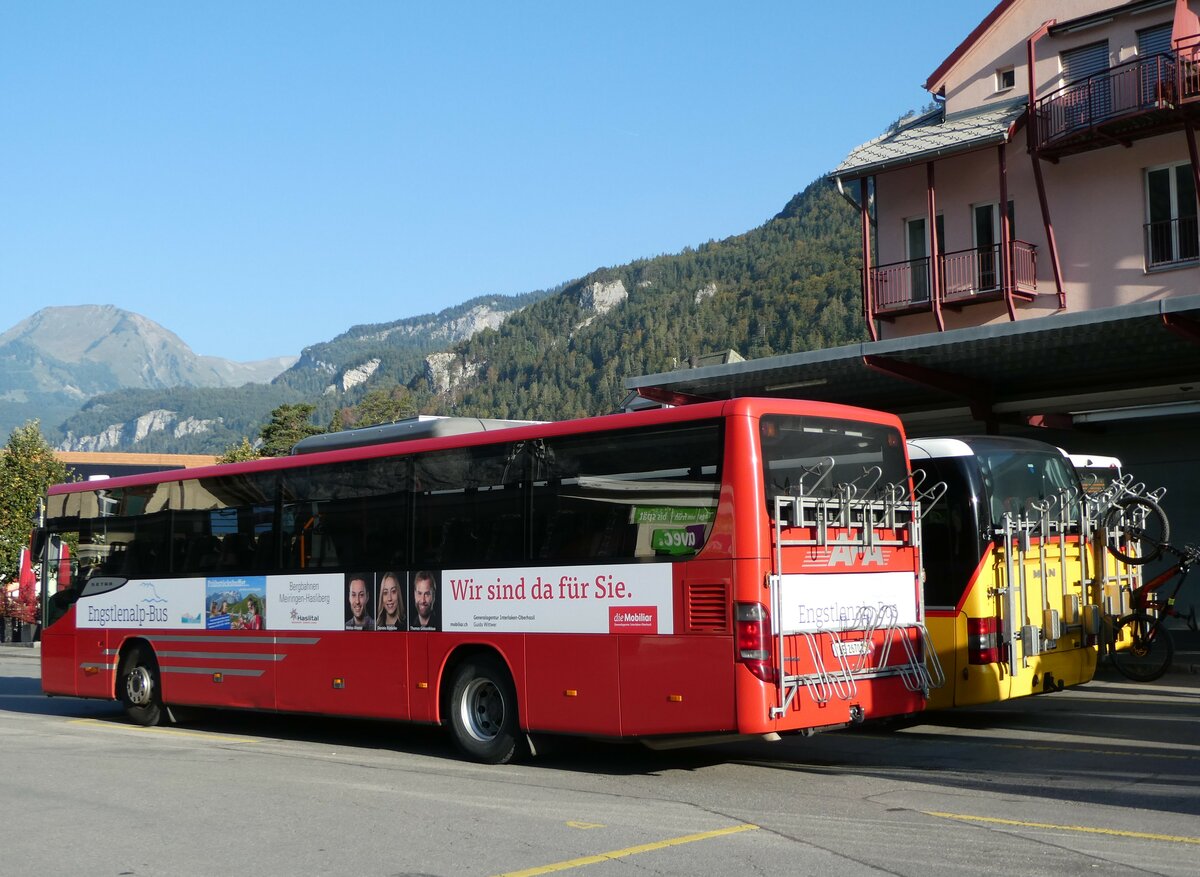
609 606 657 633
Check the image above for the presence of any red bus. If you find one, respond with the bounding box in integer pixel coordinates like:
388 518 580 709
36 398 936 762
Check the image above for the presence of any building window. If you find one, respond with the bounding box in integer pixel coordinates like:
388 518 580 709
995 67 1015 92
1060 41 1111 126
1136 23 1172 58
1145 163 1199 269
905 215 944 304
1136 23 1174 107
1060 41 1109 85
972 201 1015 291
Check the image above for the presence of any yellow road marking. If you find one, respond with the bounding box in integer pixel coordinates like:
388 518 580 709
861 732 1200 762
925 811 1200 846
67 718 260 744
494 823 759 877
1061 699 1200 708
565 822 605 830
990 742 1197 761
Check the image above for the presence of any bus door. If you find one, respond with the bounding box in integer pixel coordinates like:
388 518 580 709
38 534 80 696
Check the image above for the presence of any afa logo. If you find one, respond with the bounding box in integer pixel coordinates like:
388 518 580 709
828 543 888 567
801 535 892 568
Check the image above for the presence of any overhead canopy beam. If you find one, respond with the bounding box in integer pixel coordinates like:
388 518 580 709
862 354 995 428
1163 311 1200 345
634 386 715 408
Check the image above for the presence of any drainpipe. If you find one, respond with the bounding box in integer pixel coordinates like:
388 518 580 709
860 180 878 342
838 176 879 342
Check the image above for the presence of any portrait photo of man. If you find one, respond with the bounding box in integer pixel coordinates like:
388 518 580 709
345 573 375 630
409 570 440 631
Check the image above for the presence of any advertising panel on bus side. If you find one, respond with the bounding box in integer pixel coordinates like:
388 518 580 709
73 563 675 635
441 563 674 634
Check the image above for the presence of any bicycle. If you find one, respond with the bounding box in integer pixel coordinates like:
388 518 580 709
1106 541 1199 682
1102 492 1169 565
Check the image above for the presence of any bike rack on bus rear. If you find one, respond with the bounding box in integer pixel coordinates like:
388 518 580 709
767 474 945 720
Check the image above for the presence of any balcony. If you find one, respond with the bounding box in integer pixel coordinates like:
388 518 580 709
1033 44 1200 159
1145 215 1200 270
869 242 1038 318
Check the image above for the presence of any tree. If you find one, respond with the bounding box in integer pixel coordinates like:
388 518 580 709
218 437 261 464
0 422 70 622
345 383 416 429
258 403 323 457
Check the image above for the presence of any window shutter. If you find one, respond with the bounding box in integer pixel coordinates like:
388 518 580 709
1137 23 1172 58
1061 41 1109 84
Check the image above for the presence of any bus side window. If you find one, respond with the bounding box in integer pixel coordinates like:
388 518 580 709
413 445 525 568
533 422 721 563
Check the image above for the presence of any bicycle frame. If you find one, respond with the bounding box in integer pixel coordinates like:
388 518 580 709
1128 544 1198 627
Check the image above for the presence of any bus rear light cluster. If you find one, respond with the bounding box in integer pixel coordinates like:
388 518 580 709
735 602 775 683
967 616 1001 665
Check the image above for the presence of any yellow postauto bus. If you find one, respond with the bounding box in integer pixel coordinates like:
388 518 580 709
909 436 1109 710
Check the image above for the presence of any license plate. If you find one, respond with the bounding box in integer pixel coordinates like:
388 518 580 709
833 639 870 657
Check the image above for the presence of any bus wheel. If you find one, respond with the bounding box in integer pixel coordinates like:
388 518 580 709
119 646 163 726
448 656 519 764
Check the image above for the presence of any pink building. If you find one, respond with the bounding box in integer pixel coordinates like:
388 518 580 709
835 0 1198 340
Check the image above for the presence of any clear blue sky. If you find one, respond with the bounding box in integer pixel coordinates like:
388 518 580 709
1 2 992 363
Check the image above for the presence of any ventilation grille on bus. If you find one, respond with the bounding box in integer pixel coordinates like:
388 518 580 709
686 583 729 632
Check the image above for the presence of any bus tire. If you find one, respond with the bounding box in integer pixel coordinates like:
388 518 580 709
1110 612 1173 683
1104 496 1168 565
118 645 164 726
447 656 520 764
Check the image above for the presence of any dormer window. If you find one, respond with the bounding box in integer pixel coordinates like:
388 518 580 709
995 67 1015 92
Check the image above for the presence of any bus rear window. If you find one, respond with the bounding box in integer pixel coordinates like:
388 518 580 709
975 446 1080 524
760 416 907 507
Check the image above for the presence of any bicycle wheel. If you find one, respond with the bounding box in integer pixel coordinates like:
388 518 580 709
1104 495 1169 565
1110 612 1174 682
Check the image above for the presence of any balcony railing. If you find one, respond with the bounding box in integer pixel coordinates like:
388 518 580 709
1034 48 1200 152
1145 216 1200 269
870 242 1038 314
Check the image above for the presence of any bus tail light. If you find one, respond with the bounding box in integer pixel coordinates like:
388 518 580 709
967 616 1001 665
735 602 775 683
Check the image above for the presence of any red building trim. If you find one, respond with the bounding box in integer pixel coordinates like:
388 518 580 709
927 163 945 332
860 181 879 342
1026 19 1066 309
1187 122 1200 229
924 0 1018 93
998 144 1016 321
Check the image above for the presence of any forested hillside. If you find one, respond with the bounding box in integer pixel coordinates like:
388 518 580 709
272 288 559 397
59 384 306 453
417 177 863 420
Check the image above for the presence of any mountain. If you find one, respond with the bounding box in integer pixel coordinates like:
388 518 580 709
32 176 863 453
50 291 558 452
0 305 296 442
272 290 559 397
